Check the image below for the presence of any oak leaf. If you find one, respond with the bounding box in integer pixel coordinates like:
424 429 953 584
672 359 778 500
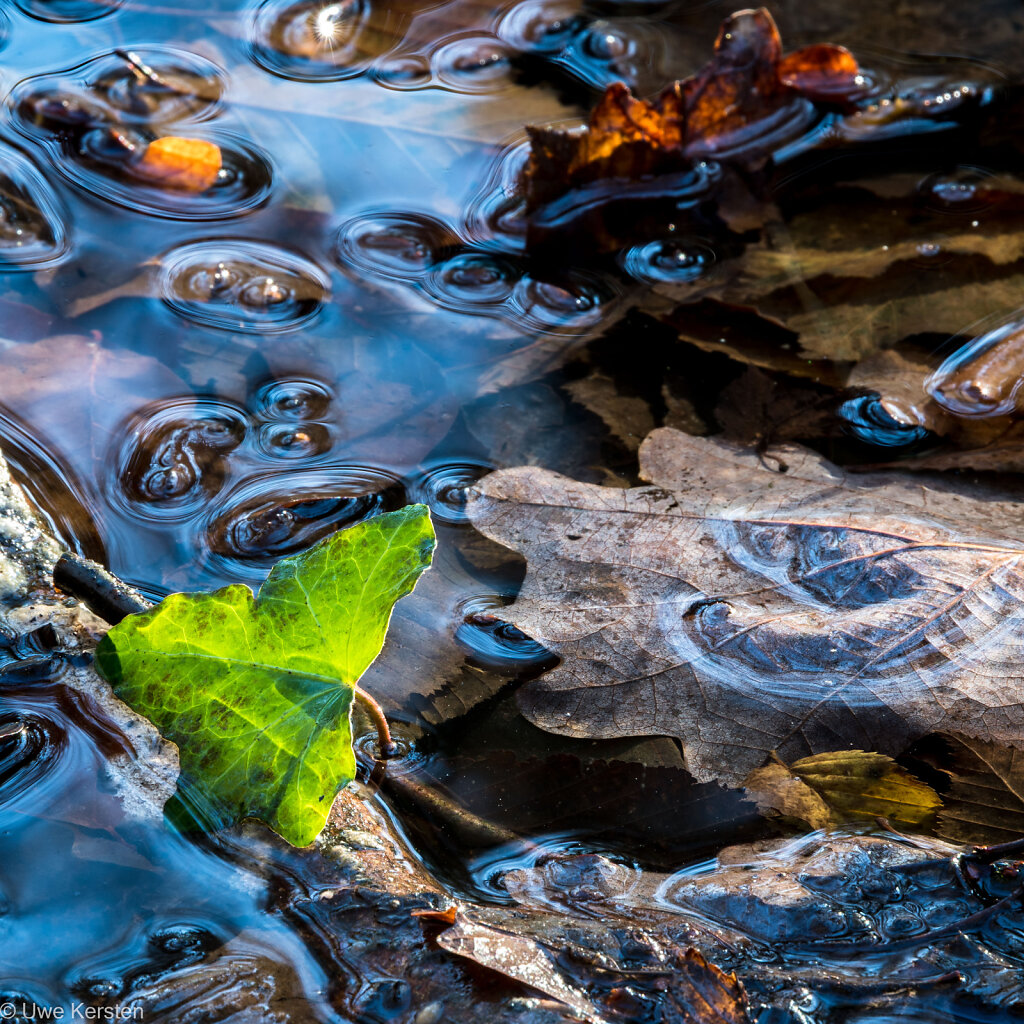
466 427 1024 783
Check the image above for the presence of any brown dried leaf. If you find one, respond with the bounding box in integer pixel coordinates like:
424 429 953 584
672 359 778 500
437 912 609 1022
645 181 1024 366
437 912 750 1024
467 427 1024 783
521 8 861 211
744 761 833 830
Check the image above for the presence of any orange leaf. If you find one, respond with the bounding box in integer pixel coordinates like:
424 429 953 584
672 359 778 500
520 7 864 216
682 8 784 152
778 43 861 100
135 137 221 193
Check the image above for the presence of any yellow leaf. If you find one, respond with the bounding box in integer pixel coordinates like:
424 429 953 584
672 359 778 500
794 751 941 829
744 751 942 831
744 762 832 830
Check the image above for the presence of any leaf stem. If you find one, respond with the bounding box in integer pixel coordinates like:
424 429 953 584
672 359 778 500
354 686 399 759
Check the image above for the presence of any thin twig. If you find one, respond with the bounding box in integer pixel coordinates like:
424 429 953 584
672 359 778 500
54 552 153 624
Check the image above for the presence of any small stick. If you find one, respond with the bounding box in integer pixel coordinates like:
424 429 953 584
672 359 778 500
54 552 153 624
963 836 1024 865
354 686 398 758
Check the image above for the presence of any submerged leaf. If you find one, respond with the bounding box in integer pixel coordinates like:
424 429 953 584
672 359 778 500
746 751 941 831
135 136 222 192
922 734 1024 846
467 428 1024 783
744 761 833 831
96 506 435 846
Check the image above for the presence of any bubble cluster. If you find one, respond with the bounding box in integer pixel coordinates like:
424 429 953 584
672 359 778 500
10 51 270 220
160 241 330 332
336 211 618 332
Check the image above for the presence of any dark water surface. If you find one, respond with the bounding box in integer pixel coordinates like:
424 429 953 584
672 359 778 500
2 0 1024 1019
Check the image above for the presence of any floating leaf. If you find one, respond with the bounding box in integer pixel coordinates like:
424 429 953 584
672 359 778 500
466 428 1024 783
95 506 435 846
135 136 222 192
521 8 860 211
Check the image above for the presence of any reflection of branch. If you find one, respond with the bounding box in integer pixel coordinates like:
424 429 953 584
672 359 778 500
354 686 398 758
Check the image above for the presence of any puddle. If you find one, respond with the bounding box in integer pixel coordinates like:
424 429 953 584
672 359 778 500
2 0 1024 1019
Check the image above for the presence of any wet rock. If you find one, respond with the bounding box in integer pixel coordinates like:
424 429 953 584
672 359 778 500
0 448 60 600
0 444 177 824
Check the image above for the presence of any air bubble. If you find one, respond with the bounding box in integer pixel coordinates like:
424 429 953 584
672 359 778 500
205 468 407 572
455 596 558 671
334 212 458 281
620 239 715 285
424 252 519 309
13 0 120 22
0 148 71 268
250 0 384 82
113 399 248 523
838 396 931 447
497 0 582 54
412 461 492 525
433 36 514 93
251 379 334 421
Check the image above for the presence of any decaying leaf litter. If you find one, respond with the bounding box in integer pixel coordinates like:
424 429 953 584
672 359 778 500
7 0 1024 1021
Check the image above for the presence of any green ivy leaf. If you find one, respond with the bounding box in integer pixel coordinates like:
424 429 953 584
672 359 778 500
95 505 435 847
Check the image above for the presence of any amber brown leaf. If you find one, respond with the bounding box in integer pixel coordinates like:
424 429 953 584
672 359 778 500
521 8 861 211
